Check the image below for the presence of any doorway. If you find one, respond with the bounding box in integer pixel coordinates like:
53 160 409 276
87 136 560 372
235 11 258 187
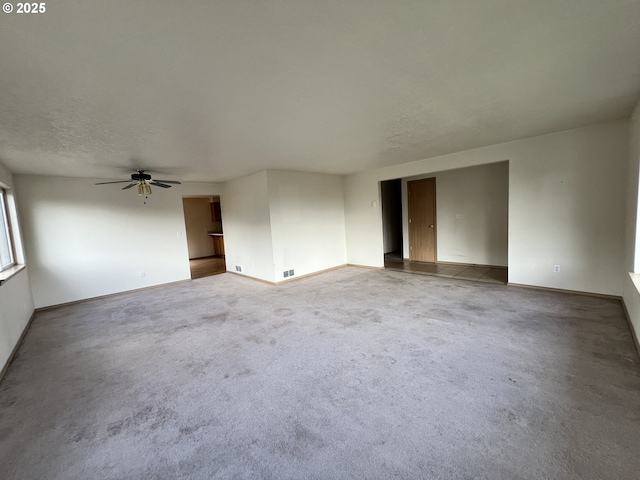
381 179 403 260
381 162 509 285
408 177 436 262
182 196 226 279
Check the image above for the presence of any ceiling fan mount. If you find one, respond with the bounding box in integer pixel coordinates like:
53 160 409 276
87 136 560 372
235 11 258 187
95 169 181 195
130 170 152 182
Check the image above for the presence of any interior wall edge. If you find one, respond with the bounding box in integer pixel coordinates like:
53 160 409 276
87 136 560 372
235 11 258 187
0 309 36 384
507 282 622 300
622 273 640 358
273 264 348 285
621 297 640 360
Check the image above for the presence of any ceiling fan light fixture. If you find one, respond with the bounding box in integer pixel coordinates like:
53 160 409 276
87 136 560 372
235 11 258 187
137 182 152 196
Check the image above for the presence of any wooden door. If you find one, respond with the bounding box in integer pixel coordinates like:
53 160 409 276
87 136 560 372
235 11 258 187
408 178 436 262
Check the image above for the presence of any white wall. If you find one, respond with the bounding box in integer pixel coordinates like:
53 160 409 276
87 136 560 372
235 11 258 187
267 170 346 281
345 120 628 295
622 101 640 339
183 197 215 259
221 170 347 283
400 162 509 266
15 176 222 308
221 171 275 282
0 161 35 371
628 102 640 275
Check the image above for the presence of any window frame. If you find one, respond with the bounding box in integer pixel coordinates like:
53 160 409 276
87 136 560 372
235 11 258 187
0 188 16 272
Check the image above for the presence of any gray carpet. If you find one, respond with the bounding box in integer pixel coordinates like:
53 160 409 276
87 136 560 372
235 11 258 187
1 267 639 479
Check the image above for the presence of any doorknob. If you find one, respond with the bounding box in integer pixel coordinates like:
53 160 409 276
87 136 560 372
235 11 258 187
429 224 434 228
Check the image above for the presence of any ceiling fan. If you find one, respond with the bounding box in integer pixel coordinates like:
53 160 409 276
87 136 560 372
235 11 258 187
95 170 181 196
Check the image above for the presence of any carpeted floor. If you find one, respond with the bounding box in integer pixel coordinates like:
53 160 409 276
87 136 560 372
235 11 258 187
1 267 639 479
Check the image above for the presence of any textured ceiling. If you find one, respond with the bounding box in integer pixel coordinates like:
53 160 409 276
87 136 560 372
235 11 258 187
1 1 639 182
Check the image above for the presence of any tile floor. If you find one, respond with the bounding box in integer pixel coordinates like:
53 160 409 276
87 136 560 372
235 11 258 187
384 253 507 284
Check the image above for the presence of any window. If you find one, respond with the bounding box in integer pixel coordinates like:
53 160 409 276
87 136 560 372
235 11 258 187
0 188 15 272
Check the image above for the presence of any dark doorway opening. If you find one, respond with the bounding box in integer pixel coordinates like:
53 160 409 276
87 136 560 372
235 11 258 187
381 179 403 260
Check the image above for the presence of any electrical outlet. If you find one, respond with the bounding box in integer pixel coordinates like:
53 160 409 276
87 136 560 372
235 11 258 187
553 265 560 273
283 270 289 278
140 271 146 277
288 269 294 277
235 265 242 272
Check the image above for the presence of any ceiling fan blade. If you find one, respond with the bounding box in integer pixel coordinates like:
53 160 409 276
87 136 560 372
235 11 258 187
150 181 172 188
121 183 137 190
95 180 133 185
153 180 181 184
